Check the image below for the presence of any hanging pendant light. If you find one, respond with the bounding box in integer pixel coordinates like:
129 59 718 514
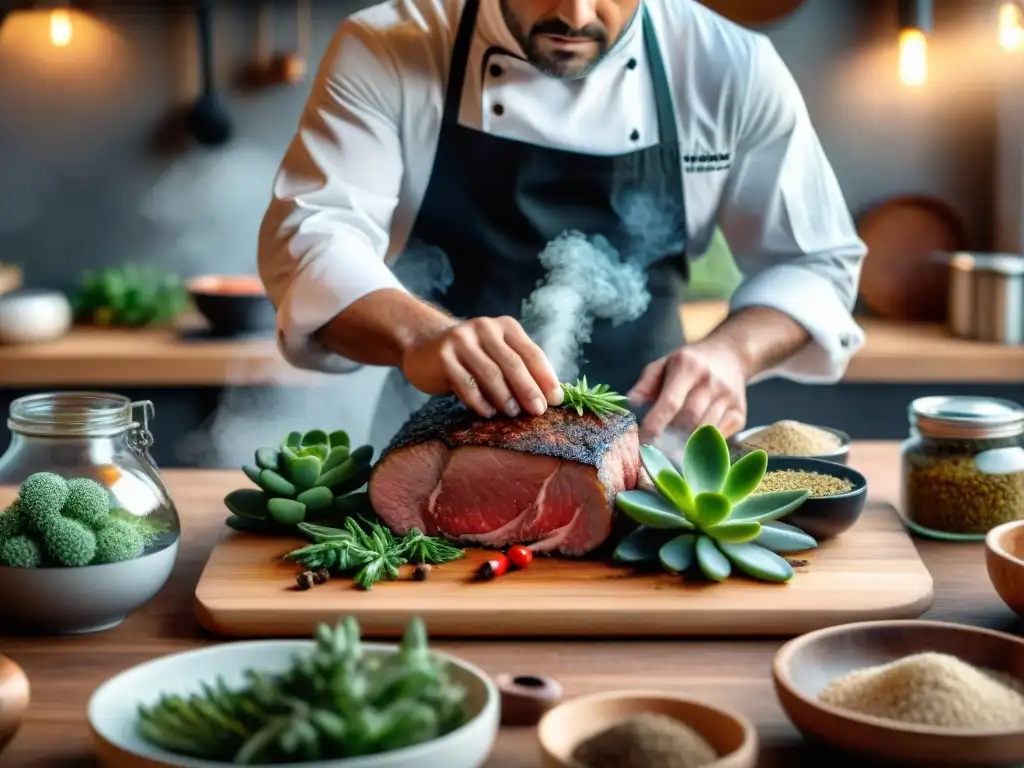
999 1 1024 52
0 1 79 47
897 0 932 87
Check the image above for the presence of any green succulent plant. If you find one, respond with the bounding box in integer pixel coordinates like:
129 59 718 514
224 429 375 534
613 425 816 583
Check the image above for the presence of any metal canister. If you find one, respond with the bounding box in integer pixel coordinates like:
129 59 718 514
942 252 1024 344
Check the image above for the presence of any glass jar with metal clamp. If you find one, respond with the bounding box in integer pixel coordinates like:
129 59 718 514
0 391 180 557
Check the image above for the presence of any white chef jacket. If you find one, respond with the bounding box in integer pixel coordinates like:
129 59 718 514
257 0 867 385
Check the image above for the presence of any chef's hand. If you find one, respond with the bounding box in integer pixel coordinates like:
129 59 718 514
627 341 749 440
401 315 563 419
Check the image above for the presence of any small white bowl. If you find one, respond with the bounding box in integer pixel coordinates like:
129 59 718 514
0 289 72 345
88 640 500 768
0 539 178 634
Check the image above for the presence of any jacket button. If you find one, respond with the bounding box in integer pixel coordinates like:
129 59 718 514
630 129 640 141
493 103 504 116
627 58 637 69
489 63 503 77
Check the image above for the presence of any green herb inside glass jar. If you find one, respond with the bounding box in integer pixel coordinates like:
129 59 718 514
901 396 1024 541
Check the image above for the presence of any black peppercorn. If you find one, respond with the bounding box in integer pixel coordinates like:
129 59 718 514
414 563 432 581
313 568 330 584
296 571 315 590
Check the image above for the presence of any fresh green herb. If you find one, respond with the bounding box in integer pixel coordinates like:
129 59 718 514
71 263 189 327
613 425 816 584
223 429 374 533
136 616 469 764
560 376 631 420
399 528 466 565
284 519 465 590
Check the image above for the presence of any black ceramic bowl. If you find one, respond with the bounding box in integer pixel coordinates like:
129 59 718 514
187 275 276 338
765 456 868 541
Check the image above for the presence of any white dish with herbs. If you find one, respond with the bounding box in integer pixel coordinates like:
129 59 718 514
87 617 499 767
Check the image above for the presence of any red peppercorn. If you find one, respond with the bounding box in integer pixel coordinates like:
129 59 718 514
477 554 510 580
507 544 533 569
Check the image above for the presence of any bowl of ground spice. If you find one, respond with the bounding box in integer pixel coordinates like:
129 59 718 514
773 619 1024 765
537 690 758 768
755 457 867 540
733 420 850 464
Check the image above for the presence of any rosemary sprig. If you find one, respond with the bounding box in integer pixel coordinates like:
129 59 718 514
559 376 631 420
285 518 464 589
398 528 465 565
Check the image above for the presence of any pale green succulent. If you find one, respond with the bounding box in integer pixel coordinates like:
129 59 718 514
613 425 816 583
224 430 373 534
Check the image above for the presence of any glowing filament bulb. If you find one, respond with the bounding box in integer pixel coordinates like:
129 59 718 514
999 2 1024 52
898 27 927 87
50 9 72 47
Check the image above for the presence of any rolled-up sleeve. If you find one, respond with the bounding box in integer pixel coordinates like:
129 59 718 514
257 19 408 373
718 35 867 384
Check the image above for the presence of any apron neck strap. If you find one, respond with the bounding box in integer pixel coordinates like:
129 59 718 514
441 0 678 147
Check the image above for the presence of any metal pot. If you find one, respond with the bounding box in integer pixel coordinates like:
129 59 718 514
933 252 1024 344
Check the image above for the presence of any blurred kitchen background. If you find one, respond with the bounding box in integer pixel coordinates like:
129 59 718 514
0 0 1022 468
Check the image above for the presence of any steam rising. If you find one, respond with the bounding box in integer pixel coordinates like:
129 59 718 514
174 243 455 467
520 191 684 382
521 232 650 381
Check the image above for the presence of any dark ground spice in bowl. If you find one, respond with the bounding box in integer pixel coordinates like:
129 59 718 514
571 712 718 768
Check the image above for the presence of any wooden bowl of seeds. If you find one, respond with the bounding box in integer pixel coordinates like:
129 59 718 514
760 456 867 540
774 619 1024 765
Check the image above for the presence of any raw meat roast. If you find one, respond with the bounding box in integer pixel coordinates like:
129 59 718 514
368 396 640 555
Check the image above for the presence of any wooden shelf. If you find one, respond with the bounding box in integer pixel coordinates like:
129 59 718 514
0 303 1020 387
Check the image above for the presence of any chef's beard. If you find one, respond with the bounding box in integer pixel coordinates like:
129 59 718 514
500 0 610 80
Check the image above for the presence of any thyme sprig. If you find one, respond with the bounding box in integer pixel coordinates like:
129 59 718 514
284 518 465 590
560 376 631 420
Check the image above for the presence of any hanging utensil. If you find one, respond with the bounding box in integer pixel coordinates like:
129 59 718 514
269 0 310 85
187 0 232 146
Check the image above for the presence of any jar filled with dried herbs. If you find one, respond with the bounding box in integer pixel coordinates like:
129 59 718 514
901 396 1024 540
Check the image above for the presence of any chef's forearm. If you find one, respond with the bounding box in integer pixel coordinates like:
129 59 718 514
313 289 457 367
699 306 810 381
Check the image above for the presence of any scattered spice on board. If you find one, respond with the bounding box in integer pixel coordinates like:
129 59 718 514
572 713 717 768
312 568 330 584
818 652 1024 729
786 558 809 568
741 420 841 456
413 563 432 581
754 469 854 498
296 571 315 590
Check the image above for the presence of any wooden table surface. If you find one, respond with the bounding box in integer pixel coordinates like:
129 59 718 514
2 441 1021 767
1 302 1023 386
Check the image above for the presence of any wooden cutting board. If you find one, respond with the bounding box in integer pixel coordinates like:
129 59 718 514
194 501 934 639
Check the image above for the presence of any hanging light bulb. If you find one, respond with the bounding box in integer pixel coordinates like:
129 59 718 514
49 7 72 47
999 2 1024 52
897 0 932 87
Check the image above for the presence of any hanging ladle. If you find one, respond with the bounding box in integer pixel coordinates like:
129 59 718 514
187 0 232 146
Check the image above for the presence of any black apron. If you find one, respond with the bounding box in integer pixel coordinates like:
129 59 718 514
371 0 690 448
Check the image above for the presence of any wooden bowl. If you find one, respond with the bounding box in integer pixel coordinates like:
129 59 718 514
0 654 29 754
986 520 1024 617
537 690 758 768
774 619 1024 765
766 456 869 540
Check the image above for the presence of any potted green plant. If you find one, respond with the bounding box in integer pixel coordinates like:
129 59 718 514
613 425 816 583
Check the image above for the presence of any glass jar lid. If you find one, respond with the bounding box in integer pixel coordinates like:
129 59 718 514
909 395 1024 440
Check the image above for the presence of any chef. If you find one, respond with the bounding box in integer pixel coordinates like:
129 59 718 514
257 0 867 447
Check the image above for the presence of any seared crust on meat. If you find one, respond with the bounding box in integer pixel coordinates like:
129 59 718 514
379 395 636 467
